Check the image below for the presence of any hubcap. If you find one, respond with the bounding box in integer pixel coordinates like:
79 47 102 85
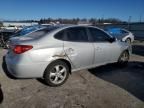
49 65 67 84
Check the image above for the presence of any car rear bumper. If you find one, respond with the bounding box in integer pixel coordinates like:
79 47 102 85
5 54 48 78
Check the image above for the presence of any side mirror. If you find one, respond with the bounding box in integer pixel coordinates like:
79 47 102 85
109 37 116 43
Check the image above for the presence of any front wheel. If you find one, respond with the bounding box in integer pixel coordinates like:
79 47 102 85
44 60 69 87
125 38 131 44
117 51 129 66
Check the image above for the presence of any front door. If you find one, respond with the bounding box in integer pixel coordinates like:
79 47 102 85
88 27 121 65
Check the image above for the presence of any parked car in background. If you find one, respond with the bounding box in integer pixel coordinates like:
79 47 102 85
0 29 16 48
5 25 130 86
0 25 50 48
105 28 134 44
12 25 48 37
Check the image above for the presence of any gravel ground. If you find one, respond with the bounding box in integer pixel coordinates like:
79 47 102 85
0 42 144 108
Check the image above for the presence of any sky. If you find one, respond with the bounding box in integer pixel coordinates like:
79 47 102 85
0 0 144 22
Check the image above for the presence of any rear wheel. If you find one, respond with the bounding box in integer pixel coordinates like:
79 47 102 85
44 60 69 87
117 51 129 66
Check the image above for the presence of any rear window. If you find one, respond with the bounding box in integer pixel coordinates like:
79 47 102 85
24 27 59 39
14 27 38 36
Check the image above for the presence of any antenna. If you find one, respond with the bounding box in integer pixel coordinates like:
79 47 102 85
128 16 132 30
139 15 142 23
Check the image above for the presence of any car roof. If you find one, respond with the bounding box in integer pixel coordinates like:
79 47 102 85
51 24 101 30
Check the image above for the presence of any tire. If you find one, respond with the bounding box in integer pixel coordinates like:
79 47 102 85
125 38 131 44
44 60 69 87
117 51 129 67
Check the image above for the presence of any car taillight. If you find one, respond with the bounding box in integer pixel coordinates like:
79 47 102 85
13 45 33 54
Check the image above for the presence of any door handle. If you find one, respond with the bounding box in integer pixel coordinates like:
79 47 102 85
95 47 101 50
68 48 74 53
66 48 74 54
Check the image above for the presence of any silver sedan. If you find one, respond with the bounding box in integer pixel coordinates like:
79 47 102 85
5 25 130 86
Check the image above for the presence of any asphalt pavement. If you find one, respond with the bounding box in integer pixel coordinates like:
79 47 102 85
0 42 144 108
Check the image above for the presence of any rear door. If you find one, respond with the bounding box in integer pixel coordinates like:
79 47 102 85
88 27 121 65
63 27 94 69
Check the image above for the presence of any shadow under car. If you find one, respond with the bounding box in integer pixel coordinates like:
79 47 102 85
89 62 144 101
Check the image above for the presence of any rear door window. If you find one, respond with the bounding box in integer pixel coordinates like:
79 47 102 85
65 27 88 42
54 30 65 40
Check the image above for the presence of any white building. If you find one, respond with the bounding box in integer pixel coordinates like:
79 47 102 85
1 21 38 30
3 21 38 27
